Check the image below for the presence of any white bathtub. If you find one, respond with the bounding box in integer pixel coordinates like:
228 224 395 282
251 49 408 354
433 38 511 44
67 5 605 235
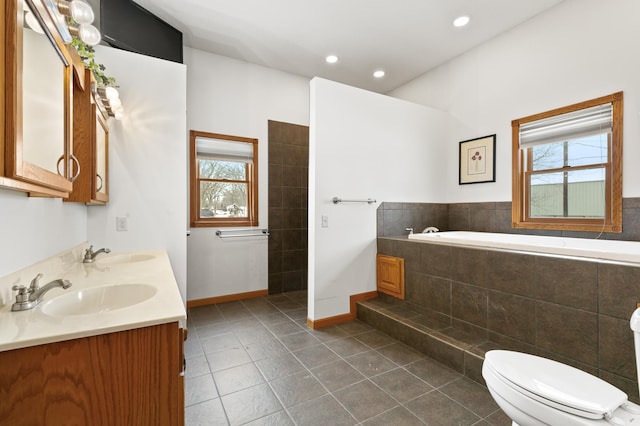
408 231 640 263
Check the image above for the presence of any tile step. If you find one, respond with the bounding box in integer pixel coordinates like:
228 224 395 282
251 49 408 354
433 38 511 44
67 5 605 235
356 295 503 385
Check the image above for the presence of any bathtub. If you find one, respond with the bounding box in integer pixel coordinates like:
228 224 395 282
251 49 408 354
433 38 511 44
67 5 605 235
408 231 640 263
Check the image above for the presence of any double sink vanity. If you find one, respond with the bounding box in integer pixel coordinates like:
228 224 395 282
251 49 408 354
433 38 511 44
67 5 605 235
0 1 187 422
0 244 187 425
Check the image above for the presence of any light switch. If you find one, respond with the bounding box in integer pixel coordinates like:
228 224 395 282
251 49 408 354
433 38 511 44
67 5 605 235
321 215 329 228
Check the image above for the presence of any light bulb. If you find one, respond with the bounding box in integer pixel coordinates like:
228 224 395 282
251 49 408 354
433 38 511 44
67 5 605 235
108 97 122 108
114 110 124 120
24 11 45 34
78 23 101 46
104 86 119 101
69 0 94 25
373 70 385 78
453 16 470 27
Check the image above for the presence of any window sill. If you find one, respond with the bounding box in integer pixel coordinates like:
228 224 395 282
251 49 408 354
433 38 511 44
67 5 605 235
512 221 621 233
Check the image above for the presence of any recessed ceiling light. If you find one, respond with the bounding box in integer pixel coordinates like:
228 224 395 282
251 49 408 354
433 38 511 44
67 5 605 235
453 15 470 27
373 70 385 78
326 55 338 64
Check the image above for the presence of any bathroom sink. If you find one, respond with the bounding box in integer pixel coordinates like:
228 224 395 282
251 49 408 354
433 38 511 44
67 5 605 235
96 254 155 265
41 284 157 316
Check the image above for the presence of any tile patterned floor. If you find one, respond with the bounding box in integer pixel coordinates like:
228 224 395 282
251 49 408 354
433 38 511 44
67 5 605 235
185 291 512 426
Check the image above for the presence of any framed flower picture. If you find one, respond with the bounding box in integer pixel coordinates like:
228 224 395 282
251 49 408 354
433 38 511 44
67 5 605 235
459 134 496 185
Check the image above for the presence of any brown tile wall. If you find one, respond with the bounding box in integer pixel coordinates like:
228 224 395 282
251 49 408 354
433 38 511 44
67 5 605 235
378 198 640 241
377 236 640 401
268 121 309 294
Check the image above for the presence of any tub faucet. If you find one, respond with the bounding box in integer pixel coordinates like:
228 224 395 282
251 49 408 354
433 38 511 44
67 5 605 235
422 227 439 233
83 245 111 263
405 228 414 235
11 273 72 311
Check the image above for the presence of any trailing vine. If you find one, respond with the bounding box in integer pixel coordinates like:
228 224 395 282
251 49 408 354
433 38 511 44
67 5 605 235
70 36 117 87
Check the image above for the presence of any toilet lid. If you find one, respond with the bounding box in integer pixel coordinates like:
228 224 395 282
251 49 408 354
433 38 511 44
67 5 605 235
485 350 627 419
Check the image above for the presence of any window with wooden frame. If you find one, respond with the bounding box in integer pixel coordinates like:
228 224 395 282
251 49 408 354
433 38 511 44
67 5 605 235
190 130 258 227
512 92 623 233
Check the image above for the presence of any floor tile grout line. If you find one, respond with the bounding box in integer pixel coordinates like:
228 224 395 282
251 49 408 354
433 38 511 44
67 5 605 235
187 293 504 426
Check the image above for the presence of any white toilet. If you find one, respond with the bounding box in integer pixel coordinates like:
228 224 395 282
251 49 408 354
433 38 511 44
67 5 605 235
482 308 640 426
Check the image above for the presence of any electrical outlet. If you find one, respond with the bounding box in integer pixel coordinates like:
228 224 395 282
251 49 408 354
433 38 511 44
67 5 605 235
116 216 128 232
321 215 329 228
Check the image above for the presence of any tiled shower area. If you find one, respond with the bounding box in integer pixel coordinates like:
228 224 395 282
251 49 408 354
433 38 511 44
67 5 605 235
268 120 310 294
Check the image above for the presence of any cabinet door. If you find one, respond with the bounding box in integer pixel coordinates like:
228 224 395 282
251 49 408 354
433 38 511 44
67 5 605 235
93 107 109 203
376 254 405 299
66 68 109 204
3 0 77 195
0 322 184 425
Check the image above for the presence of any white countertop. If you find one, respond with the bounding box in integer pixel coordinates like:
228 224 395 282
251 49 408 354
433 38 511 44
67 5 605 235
0 244 186 352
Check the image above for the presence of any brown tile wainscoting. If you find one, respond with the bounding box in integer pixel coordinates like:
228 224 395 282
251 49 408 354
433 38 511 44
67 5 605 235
377 198 640 240
373 235 640 403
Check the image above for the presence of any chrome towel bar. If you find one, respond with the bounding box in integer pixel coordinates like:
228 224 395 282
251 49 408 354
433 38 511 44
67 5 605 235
216 229 270 238
332 197 376 204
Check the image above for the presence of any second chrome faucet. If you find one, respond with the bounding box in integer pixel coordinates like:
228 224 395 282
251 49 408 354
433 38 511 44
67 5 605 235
83 245 111 263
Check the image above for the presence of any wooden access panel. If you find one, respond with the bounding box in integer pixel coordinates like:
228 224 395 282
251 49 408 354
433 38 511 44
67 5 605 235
377 254 405 299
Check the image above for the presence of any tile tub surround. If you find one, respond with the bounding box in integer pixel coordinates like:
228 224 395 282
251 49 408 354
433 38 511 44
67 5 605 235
0 244 186 351
377 197 640 240
374 236 640 402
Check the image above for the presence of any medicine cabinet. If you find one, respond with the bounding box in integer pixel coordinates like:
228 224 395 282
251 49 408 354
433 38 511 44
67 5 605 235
65 68 109 204
1 0 82 196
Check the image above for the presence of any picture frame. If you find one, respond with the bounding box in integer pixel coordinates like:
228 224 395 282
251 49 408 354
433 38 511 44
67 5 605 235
459 134 496 185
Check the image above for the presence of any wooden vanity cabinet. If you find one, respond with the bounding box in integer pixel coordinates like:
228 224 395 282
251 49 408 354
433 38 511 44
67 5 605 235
66 68 109 204
0 322 185 426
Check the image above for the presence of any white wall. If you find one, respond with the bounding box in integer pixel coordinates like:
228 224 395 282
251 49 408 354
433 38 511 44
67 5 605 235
0 189 86 297
184 48 309 301
309 78 447 320
390 0 640 202
86 46 188 302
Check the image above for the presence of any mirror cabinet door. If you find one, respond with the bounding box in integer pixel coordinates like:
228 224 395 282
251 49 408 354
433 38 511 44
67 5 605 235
94 107 109 203
5 0 75 194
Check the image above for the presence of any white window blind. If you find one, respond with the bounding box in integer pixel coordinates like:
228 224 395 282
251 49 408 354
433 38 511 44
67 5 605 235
196 136 254 163
519 103 612 147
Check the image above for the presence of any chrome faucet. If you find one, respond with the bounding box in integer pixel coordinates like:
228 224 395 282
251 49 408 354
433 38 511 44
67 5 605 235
422 226 439 233
83 245 111 263
405 227 414 235
11 273 72 311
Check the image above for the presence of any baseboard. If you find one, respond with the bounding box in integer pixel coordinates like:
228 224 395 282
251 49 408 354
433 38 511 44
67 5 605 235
306 290 378 329
187 289 269 308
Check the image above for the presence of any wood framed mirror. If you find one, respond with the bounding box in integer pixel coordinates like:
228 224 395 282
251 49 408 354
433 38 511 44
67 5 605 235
3 0 78 195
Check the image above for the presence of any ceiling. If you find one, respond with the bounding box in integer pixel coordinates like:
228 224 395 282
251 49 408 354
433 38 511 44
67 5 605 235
132 0 564 93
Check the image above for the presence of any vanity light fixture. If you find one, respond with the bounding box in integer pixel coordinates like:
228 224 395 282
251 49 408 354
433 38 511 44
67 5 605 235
57 0 101 45
98 86 119 102
68 23 101 45
95 86 125 120
373 70 385 78
326 55 338 64
453 15 470 27
57 0 95 25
